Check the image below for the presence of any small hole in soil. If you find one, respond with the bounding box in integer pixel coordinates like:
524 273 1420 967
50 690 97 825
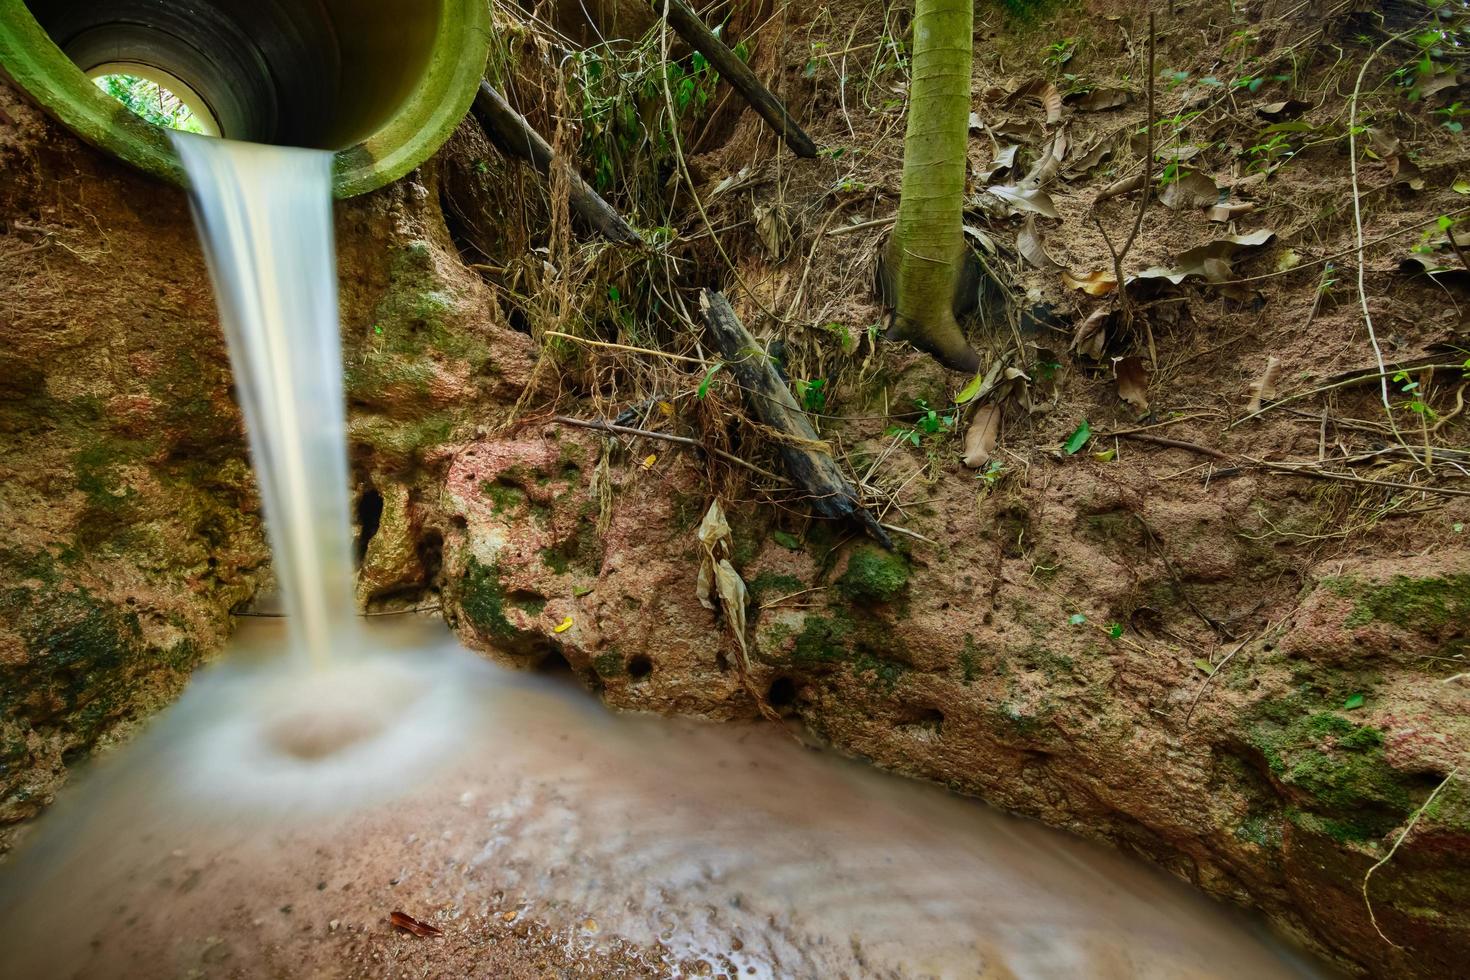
508 306 532 334
416 529 444 586
537 649 573 674
355 488 384 565
626 654 653 680
902 707 945 731
767 676 797 707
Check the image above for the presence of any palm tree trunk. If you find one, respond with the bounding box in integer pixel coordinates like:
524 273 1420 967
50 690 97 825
885 0 978 372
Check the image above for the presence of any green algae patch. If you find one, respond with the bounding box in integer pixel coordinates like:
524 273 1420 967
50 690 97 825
791 612 855 666
746 573 804 604
1249 703 1420 842
837 546 910 603
592 652 624 677
1328 573 1470 634
459 557 516 642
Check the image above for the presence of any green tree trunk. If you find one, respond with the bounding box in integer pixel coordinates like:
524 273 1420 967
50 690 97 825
885 0 978 372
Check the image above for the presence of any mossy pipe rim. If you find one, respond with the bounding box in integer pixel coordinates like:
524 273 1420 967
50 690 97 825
0 0 491 197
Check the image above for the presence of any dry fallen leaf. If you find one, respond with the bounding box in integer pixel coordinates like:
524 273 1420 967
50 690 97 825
1065 140 1114 177
1017 217 1059 270
962 404 1003 469
695 500 749 662
977 143 1019 182
1155 144 1202 163
1095 172 1145 202
1068 87 1131 111
1158 171 1218 210
1009 77 1063 125
1207 201 1256 222
1019 128 1068 189
1255 99 1310 120
986 184 1059 218
1114 355 1149 414
1071 308 1111 359
1062 268 1118 296
390 911 442 938
1134 229 1276 285
1246 355 1282 413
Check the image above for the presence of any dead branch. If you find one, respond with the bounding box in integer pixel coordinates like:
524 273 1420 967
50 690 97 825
698 289 892 548
471 82 643 245
651 0 818 157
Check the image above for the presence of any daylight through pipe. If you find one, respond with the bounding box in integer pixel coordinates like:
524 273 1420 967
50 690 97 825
0 0 490 196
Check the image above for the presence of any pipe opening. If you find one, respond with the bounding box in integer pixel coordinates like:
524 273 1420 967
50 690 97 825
24 0 442 148
90 67 218 136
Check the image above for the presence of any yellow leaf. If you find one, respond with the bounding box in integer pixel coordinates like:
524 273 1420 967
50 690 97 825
1061 268 1118 296
658 401 675 415
553 616 573 634
642 454 657 469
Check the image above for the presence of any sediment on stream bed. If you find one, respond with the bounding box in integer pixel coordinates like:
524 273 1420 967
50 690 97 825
3 0 1469 975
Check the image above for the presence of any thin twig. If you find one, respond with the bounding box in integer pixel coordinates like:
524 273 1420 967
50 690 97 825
1247 457 1470 498
1363 767 1461 949
1103 431 1230 460
1184 628 1267 725
552 415 787 481
1348 30 1428 472
543 331 708 365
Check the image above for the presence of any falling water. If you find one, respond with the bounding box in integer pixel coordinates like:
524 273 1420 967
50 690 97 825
171 134 357 667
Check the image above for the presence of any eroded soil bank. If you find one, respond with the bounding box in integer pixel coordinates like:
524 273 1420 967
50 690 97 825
2 0 1468 976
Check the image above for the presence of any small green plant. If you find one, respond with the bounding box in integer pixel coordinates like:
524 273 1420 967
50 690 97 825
1062 419 1092 454
888 398 955 447
977 459 1005 491
1393 370 1437 420
795 378 828 413
1435 102 1468 132
1042 38 1076 71
1246 131 1295 172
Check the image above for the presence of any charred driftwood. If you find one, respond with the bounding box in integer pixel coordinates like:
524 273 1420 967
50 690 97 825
650 0 818 158
471 81 643 245
698 289 892 548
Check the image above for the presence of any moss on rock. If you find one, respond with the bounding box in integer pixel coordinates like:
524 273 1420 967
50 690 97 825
837 546 910 603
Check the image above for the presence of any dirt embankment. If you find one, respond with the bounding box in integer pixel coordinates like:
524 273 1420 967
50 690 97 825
2 0 1468 975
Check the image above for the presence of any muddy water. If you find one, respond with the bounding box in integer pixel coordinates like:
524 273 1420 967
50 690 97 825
0 618 1329 979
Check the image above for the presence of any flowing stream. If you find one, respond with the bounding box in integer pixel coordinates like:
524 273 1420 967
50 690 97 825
171 134 357 668
0 136 1335 978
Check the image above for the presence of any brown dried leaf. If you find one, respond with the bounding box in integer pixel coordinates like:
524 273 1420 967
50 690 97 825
1246 355 1282 413
1136 229 1276 284
962 404 1003 469
1156 144 1202 163
1017 217 1059 271
1158 171 1218 210
1009 78 1063 125
1207 201 1256 222
1416 73 1462 102
1114 355 1149 414
1071 308 1111 359
991 119 1042 141
1020 128 1068 189
1068 87 1132 111
1095 172 1145 202
1043 84 1063 125
1062 269 1118 296
391 911 443 938
1064 140 1114 177
986 184 1059 218
1255 99 1310 120
977 144 1019 182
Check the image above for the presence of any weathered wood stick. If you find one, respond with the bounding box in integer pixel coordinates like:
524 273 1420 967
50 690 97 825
698 289 892 548
471 82 643 245
651 0 819 158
